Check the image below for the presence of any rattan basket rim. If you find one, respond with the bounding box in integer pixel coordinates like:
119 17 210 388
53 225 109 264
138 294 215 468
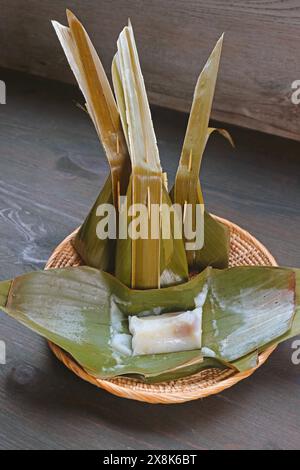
46 215 278 404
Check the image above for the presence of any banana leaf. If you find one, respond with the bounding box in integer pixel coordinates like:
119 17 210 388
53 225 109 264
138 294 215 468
230 351 259 372
53 12 131 270
0 266 298 381
112 53 129 149
201 267 295 362
114 23 188 288
112 53 184 287
138 357 226 384
54 14 228 280
258 268 300 352
115 180 188 288
64 10 131 204
171 35 233 271
74 175 115 272
113 48 186 287
0 267 203 379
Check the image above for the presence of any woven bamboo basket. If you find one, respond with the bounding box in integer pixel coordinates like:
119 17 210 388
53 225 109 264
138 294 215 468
46 216 277 404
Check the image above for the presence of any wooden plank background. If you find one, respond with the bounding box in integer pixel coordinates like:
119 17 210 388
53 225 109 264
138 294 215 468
1 0 300 141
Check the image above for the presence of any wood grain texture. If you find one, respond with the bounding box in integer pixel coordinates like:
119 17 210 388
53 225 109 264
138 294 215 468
1 0 300 140
0 68 299 449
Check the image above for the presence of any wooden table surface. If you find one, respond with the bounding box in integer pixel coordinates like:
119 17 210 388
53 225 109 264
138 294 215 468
0 68 299 450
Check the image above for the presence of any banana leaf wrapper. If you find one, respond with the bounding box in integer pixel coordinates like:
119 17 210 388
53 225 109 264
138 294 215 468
113 23 188 288
115 178 188 289
129 357 227 384
53 12 131 270
74 175 115 272
172 35 233 271
0 266 298 381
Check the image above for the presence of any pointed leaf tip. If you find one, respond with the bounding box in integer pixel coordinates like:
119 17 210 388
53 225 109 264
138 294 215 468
66 8 78 27
207 128 235 149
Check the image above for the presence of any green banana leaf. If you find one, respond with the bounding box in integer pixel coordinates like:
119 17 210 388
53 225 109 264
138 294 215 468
201 267 295 362
62 11 131 205
112 44 188 287
199 210 230 270
172 35 233 272
53 12 131 271
230 351 259 372
115 179 189 288
139 358 226 384
112 53 129 149
113 22 188 288
0 266 298 381
258 268 300 352
54 14 230 280
0 267 203 379
291 268 300 336
115 22 162 289
113 45 189 287
73 175 115 272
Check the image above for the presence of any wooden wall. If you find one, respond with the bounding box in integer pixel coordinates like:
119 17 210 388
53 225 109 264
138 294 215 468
1 0 300 141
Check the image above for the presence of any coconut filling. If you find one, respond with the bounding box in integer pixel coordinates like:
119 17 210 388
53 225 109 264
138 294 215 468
110 333 132 356
128 308 203 356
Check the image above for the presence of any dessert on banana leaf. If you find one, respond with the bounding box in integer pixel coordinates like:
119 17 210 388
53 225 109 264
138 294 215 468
0 266 299 382
0 10 298 386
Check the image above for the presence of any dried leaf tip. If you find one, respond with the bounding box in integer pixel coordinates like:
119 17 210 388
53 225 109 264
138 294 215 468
66 8 77 25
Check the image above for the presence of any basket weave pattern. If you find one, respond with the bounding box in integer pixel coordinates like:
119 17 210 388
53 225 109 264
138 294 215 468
46 216 277 404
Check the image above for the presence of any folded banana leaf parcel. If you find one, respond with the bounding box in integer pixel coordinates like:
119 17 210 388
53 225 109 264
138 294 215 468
0 266 299 382
0 11 299 386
